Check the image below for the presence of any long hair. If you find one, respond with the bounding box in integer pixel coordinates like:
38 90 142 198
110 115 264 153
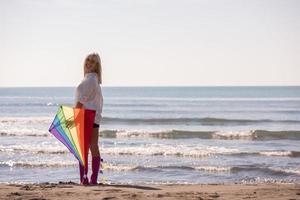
83 53 102 84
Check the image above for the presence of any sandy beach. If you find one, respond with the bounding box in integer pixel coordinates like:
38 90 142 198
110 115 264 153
1 0 300 198
0 182 299 200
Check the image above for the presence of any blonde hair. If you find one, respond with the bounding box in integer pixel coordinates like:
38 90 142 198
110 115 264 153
84 53 102 84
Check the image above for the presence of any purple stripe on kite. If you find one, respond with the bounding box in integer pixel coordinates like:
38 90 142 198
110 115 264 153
50 127 81 163
56 125 73 148
49 127 72 152
49 113 83 165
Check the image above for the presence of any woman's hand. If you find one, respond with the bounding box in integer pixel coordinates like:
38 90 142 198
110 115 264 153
66 102 84 128
75 102 83 108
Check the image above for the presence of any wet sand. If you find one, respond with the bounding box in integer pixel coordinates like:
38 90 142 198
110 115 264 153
0 182 299 200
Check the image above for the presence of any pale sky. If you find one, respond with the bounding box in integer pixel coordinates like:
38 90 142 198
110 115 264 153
0 0 299 87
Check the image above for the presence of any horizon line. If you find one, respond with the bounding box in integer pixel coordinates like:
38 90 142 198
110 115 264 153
0 85 300 88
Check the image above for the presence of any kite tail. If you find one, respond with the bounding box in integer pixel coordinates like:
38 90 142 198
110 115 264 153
100 158 104 174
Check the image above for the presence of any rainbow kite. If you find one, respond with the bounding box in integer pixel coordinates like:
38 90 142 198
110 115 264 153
48 105 96 170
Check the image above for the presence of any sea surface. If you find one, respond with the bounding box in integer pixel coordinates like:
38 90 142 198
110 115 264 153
0 86 300 184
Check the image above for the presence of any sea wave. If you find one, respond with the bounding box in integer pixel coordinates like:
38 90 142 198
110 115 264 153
101 117 300 125
259 151 300 157
213 130 300 140
0 131 48 137
231 166 300 176
102 147 300 158
0 102 60 107
0 143 240 157
1 116 299 127
0 117 52 124
102 145 240 157
100 129 300 140
0 144 67 154
1 128 300 141
1 160 299 177
1 143 299 159
0 160 75 168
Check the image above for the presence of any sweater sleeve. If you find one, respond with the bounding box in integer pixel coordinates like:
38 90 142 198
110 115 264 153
76 76 97 104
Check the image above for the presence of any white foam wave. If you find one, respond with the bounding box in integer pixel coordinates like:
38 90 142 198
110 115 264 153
271 167 300 175
1 142 239 157
0 159 233 174
260 151 294 157
213 131 255 139
104 164 232 173
194 166 231 172
0 117 52 124
111 129 173 138
241 177 295 184
1 157 299 179
0 160 135 170
1 141 299 160
0 130 49 137
103 129 253 139
103 163 137 171
0 144 67 154
0 117 52 137
0 160 75 168
102 144 239 157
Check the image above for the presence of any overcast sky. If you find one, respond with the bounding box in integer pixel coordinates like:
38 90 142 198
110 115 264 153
0 0 299 87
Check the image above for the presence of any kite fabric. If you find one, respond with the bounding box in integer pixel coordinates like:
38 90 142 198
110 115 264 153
48 105 96 170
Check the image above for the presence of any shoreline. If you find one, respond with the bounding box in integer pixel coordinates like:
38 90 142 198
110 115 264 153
0 182 299 200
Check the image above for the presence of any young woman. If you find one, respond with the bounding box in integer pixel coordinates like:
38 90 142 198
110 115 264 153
75 53 103 185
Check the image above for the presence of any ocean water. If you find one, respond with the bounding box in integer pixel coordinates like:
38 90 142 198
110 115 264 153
0 86 300 184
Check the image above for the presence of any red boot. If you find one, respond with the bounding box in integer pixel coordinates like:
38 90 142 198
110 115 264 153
90 156 101 185
79 161 89 185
